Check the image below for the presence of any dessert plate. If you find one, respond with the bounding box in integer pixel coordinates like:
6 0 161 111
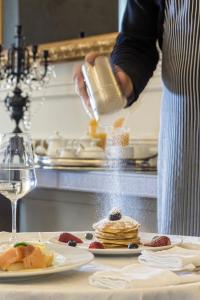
50 232 182 256
0 242 94 279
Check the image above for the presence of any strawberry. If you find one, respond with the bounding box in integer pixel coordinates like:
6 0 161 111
59 232 83 244
89 241 104 249
145 236 171 247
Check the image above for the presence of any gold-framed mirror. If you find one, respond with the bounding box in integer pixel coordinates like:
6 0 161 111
39 32 118 62
0 0 119 62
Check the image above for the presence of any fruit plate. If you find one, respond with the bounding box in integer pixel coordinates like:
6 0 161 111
50 232 182 256
0 242 94 279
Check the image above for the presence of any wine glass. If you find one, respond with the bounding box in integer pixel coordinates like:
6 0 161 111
0 133 37 244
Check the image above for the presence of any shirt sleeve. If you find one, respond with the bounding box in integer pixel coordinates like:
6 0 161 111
111 0 160 106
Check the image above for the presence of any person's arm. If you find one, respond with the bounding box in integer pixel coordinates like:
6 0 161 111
111 0 160 106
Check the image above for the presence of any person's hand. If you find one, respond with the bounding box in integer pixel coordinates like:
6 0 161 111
73 52 98 113
73 51 134 112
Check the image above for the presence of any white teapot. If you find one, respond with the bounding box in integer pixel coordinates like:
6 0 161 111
47 131 65 157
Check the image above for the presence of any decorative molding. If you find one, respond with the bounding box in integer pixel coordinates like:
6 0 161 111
0 32 117 63
39 32 118 62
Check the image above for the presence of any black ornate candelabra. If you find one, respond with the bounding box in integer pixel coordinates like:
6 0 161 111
0 25 51 133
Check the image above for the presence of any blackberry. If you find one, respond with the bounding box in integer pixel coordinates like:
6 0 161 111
128 243 139 249
85 232 93 240
109 210 122 221
68 240 77 247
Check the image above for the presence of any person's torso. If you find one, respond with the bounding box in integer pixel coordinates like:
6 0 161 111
162 0 200 93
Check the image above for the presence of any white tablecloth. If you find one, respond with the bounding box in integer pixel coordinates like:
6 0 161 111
0 232 200 300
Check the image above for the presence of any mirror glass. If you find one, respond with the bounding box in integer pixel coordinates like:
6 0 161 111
3 0 119 47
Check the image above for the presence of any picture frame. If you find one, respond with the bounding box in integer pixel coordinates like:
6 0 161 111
0 0 118 62
39 32 118 62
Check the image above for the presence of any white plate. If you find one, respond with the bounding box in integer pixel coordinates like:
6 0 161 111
50 232 182 256
0 242 94 279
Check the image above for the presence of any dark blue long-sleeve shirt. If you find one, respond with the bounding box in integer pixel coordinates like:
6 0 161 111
111 0 164 105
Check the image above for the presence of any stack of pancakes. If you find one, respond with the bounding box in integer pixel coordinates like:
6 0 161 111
93 215 140 248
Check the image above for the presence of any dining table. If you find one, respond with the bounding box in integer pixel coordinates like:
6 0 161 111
0 231 200 300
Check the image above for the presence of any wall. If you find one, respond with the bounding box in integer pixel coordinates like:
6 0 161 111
0 60 162 141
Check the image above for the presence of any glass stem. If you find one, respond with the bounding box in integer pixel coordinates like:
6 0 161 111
11 200 18 241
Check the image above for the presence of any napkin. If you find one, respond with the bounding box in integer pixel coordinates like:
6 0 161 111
89 264 181 289
89 263 200 289
138 246 200 270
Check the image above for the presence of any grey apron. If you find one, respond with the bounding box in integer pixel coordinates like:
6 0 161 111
158 0 200 235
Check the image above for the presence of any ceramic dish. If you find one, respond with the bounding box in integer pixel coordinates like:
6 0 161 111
50 232 182 256
0 242 93 279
